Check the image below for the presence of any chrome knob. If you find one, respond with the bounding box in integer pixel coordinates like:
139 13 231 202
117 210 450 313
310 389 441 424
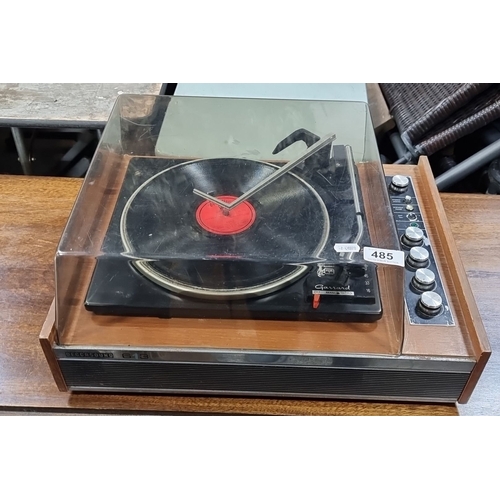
412 268 436 291
407 247 429 268
402 226 424 247
418 291 443 317
391 175 409 191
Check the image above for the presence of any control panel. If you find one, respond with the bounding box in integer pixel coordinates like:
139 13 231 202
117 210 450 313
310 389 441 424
386 175 454 326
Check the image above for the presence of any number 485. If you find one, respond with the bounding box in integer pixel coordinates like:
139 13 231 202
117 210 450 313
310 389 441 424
371 251 393 260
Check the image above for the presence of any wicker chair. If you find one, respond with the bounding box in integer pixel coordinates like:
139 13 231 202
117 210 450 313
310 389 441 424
380 83 500 190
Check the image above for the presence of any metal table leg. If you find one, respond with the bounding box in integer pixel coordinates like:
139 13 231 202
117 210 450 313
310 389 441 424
436 137 500 191
11 127 32 175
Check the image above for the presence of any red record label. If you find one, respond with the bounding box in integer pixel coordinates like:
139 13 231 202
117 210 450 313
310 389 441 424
196 196 256 235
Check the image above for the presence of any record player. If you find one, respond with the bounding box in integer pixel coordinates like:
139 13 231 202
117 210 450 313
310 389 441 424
40 95 490 403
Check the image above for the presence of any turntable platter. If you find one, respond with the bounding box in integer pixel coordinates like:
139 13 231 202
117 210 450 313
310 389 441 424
120 158 330 298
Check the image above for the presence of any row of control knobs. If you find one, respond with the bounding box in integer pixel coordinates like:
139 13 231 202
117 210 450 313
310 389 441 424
391 175 443 318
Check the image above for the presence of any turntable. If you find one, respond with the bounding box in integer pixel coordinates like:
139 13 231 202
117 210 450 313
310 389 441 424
40 95 490 403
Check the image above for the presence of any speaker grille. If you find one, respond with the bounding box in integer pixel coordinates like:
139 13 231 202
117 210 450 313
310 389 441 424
60 360 469 400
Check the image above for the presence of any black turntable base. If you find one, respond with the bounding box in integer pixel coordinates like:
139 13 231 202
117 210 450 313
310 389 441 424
85 142 382 322
85 254 381 321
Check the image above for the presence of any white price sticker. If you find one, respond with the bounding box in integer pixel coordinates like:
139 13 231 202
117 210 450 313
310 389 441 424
363 247 405 267
334 243 360 253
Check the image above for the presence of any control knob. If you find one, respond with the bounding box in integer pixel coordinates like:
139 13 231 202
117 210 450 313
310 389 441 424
390 175 409 193
407 247 429 268
411 268 436 291
417 291 443 317
402 226 424 247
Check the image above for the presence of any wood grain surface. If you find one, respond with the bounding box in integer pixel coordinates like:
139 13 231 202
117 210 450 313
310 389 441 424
442 194 500 416
366 84 394 136
1 173 498 415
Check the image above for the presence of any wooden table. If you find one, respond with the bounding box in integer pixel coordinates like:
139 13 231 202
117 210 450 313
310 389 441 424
1 175 498 416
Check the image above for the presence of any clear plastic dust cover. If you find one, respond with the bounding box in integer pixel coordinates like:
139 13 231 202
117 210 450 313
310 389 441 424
55 95 405 355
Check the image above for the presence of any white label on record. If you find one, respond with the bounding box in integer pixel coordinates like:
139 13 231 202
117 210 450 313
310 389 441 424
363 247 405 267
334 243 360 253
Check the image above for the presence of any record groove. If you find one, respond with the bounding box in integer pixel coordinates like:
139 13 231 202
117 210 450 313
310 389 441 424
120 158 330 298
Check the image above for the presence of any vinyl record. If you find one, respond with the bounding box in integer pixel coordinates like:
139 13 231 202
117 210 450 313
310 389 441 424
120 158 330 298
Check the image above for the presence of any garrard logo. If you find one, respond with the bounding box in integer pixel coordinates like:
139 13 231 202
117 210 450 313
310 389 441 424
315 284 351 291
